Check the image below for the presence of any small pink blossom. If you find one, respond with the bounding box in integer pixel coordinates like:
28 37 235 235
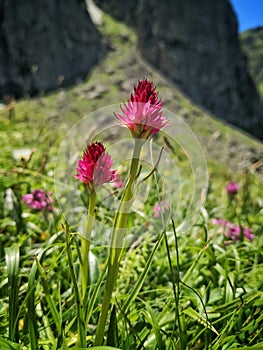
211 218 231 227
153 201 169 218
75 142 117 189
226 181 239 195
23 189 54 211
115 79 169 139
113 177 125 189
242 227 255 241
225 225 240 240
212 218 255 242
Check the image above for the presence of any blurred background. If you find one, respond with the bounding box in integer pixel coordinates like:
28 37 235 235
0 0 262 173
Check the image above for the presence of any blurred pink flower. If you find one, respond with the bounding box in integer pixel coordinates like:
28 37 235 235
153 200 169 218
113 177 125 189
212 218 255 242
23 189 54 211
242 227 255 241
211 218 231 227
115 78 169 139
75 142 117 189
225 225 240 240
226 181 239 195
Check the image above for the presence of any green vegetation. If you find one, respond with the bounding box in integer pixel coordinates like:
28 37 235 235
240 27 263 95
0 13 262 350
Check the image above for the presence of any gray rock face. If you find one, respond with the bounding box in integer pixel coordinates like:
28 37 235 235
0 0 105 98
95 0 263 139
240 27 263 95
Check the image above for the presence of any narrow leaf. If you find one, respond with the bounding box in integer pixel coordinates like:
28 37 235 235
107 305 119 347
0 337 20 350
5 244 20 342
183 307 219 336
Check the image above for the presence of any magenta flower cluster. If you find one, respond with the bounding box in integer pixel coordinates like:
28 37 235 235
23 189 54 211
75 141 117 189
115 78 169 139
212 219 254 241
226 181 239 195
75 140 121 191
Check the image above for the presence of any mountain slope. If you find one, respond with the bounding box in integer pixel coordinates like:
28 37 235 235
1 13 262 178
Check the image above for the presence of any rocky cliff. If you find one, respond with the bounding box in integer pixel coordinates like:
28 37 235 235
95 0 263 139
0 0 105 98
240 26 263 95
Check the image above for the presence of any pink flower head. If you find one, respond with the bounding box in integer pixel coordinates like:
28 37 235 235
75 142 117 189
115 79 169 139
242 227 255 241
211 218 231 227
212 218 254 242
23 189 54 211
153 200 169 218
225 225 255 241
226 181 239 195
225 225 240 240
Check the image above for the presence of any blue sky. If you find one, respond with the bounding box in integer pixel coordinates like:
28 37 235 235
230 0 263 32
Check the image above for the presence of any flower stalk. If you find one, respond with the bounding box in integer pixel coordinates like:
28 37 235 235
80 189 96 299
74 141 118 346
76 189 96 348
94 138 143 345
94 78 168 345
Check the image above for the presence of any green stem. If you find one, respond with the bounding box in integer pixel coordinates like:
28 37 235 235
94 138 143 346
65 224 86 348
77 189 96 347
80 189 96 299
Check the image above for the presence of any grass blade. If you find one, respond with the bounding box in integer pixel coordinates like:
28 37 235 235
0 337 20 350
121 229 164 315
5 244 20 342
35 257 62 338
107 305 119 347
141 303 165 350
233 343 263 350
183 307 219 336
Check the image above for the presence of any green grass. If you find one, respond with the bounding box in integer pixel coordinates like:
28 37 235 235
1 157 262 348
0 12 263 350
